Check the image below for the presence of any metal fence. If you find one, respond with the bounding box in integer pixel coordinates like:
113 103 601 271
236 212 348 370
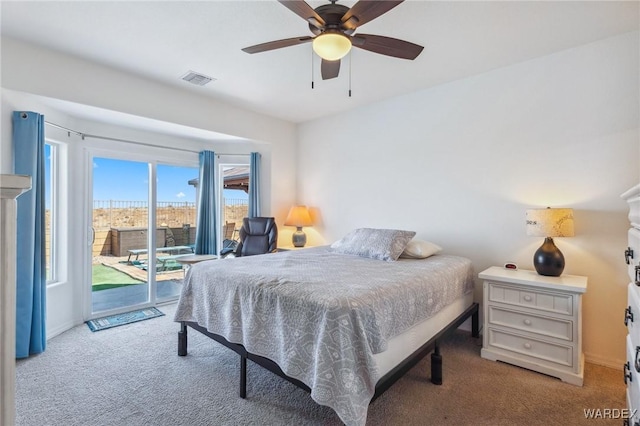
92 199 248 230
93 200 196 210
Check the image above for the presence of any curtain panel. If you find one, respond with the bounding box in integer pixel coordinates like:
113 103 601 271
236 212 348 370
195 150 217 254
13 111 46 358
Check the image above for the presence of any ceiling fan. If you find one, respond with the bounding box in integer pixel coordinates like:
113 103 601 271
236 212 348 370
242 0 424 80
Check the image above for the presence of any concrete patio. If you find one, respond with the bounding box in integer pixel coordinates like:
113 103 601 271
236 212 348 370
92 255 183 313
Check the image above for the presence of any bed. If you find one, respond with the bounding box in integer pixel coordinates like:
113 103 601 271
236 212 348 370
174 244 478 426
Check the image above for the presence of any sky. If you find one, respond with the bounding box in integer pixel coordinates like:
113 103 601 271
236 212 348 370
92 157 248 202
44 147 248 211
43 152 247 208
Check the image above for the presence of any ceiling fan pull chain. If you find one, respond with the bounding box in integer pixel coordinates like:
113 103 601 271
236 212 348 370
348 50 352 97
311 46 315 89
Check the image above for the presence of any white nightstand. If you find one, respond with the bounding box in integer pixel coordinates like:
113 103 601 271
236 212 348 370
479 266 587 386
278 245 314 251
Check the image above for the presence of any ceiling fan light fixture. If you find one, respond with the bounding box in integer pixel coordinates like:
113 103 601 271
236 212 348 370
312 32 351 61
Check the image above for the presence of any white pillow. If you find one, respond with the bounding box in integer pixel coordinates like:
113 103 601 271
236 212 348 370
400 240 442 259
330 228 416 262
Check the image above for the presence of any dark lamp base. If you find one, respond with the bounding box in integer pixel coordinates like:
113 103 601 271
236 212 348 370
533 237 565 277
292 228 307 248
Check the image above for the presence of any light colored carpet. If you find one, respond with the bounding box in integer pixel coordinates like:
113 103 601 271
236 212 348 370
16 303 624 425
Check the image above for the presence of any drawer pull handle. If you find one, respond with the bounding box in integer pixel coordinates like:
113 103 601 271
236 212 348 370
523 319 532 326
636 265 640 287
626 307 634 326
635 346 640 373
627 247 635 265
523 342 532 350
523 295 533 302
625 361 633 384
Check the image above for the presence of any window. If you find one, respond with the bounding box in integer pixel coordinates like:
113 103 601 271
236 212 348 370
44 142 58 283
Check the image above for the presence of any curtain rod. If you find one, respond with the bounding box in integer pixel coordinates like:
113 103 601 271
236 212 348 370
44 120 250 157
44 121 83 137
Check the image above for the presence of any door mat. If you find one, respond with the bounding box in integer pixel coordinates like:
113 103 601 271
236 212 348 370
86 307 164 332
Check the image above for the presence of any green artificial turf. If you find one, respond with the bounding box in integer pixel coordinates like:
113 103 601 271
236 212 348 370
92 264 144 292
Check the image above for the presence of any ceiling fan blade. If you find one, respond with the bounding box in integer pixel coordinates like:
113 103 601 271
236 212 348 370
242 36 312 54
278 0 325 29
351 34 423 60
341 0 404 32
321 59 340 80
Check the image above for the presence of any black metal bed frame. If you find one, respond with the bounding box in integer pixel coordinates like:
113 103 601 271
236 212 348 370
178 302 479 406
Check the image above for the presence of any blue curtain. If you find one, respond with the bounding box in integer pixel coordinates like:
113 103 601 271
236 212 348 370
195 151 217 254
13 111 46 359
248 152 261 218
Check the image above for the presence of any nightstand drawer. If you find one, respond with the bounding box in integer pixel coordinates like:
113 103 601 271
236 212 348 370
488 306 573 341
487 282 573 315
487 328 573 367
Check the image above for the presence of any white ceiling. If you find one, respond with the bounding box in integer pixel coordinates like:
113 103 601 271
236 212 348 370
1 1 638 126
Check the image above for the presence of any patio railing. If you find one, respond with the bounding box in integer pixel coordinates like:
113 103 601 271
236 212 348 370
91 199 248 256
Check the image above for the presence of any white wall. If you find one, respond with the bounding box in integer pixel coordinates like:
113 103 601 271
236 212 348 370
297 32 640 367
1 38 298 337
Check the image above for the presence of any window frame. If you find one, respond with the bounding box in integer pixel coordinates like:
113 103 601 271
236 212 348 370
217 155 250 254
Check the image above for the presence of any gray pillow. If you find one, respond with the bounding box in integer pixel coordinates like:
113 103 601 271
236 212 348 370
330 228 416 261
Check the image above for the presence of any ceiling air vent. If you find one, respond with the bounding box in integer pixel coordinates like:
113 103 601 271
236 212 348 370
180 71 215 86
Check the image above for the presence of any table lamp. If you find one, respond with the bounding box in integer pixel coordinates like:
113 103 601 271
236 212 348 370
284 205 313 247
526 207 574 277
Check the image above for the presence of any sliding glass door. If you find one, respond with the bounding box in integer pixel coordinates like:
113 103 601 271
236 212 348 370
90 157 151 314
155 164 198 303
89 153 198 316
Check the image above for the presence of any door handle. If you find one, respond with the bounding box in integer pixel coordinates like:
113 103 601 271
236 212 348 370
627 247 635 265
636 265 640 287
635 346 640 373
626 307 634 326
624 361 633 384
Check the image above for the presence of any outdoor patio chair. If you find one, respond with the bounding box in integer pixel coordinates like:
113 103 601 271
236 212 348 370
223 222 236 240
219 222 238 257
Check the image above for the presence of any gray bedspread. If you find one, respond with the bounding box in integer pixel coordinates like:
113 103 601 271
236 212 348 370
174 246 474 426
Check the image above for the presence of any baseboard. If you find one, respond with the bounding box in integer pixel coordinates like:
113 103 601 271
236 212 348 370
46 319 80 340
584 352 623 370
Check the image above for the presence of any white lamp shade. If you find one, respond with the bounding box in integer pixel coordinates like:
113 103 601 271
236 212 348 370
526 208 575 237
284 205 313 227
312 33 352 61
